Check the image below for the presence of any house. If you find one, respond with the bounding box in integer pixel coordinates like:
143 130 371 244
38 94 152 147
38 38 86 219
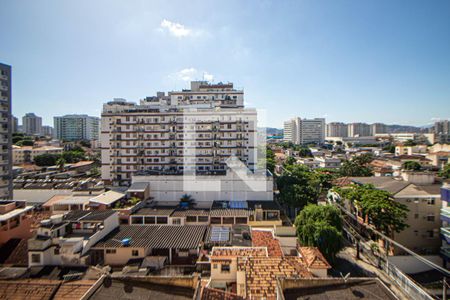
126 181 150 200
91 225 207 266
27 210 119 267
88 190 126 210
316 156 341 169
0 200 33 245
336 175 442 255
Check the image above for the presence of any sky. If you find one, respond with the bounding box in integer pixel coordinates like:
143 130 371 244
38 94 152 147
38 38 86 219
1 0 449 128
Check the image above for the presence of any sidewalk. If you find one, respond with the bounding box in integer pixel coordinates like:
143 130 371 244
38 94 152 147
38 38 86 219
337 247 411 300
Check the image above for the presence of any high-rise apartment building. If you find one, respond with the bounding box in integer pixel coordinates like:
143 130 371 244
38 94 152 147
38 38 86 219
283 117 325 144
41 125 54 137
22 113 42 135
11 115 18 133
101 81 257 186
326 122 348 137
435 120 450 144
371 123 387 135
54 114 99 141
0 63 13 199
347 122 371 137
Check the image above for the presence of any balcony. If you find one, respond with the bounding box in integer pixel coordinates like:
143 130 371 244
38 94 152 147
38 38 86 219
441 227 450 244
441 247 450 262
441 208 450 223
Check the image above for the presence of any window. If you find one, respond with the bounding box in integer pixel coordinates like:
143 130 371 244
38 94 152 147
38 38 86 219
186 216 197 223
172 218 181 225
54 248 60 255
131 216 143 224
132 250 139 257
144 217 155 224
106 249 116 254
213 264 218 269
427 215 435 222
221 264 231 273
31 254 41 264
427 230 434 238
428 198 435 205
156 217 168 224
414 213 419 219
198 216 209 223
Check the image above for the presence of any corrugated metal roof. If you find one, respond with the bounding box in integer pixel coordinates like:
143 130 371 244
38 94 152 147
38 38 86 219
210 209 253 217
93 225 207 249
171 208 210 217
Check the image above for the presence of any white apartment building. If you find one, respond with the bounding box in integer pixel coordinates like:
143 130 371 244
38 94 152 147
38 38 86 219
54 114 100 141
101 81 258 186
371 123 387 135
283 117 325 145
326 122 348 138
0 63 12 199
347 123 371 137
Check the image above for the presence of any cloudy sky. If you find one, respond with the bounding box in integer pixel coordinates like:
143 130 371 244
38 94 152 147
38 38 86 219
1 0 449 128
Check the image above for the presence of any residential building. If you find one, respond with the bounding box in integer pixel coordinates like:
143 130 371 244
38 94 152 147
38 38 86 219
41 125 54 137
22 112 42 135
326 122 348 138
395 145 428 156
28 210 119 267
434 120 450 144
347 122 371 137
0 63 12 199
0 200 33 245
12 145 63 164
440 182 450 266
101 81 258 186
54 114 100 141
316 156 341 169
11 115 18 133
283 117 325 145
336 174 442 255
371 123 387 135
91 224 207 265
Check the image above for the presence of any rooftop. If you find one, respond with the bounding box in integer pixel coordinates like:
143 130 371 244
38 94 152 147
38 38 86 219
211 246 268 258
237 256 312 299
94 225 207 249
251 230 283 257
89 191 125 205
132 207 175 216
298 247 331 269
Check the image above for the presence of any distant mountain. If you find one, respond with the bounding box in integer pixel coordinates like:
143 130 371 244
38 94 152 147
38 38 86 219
386 124 423 133
259 127 283 136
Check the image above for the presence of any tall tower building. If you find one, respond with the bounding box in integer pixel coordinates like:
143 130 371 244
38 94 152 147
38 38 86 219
347 123 371 137
22 112 42 135
0 63 13 199
326 122 348 137
101 81 257 186
435 120 450 144
283 117 325 144
371 123 387 135
54 114 99 141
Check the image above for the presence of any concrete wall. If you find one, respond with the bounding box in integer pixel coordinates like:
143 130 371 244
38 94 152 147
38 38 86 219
388 255 443 274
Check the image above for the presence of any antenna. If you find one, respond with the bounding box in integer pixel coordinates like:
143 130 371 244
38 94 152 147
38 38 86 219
339 272 350 283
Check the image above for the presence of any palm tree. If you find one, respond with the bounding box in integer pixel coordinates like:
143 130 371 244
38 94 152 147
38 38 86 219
179 194 195 208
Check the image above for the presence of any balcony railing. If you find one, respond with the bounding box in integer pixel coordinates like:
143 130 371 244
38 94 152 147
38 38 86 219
441 227 450 244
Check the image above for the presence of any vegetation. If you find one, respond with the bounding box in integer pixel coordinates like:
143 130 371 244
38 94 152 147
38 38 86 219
34 147 87 167
439 164 450 179
335 184 409 236
34 154 59 166
295 204 343 260
403 139 417 146
382 144 396 153
402 160 422 171
339 153 374 177
180 194 195 207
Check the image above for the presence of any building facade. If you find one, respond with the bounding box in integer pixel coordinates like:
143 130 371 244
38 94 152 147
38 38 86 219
22 112 42 135
371 123 387 135
326 122 348 138
347 123 371 137
101 81 258 186
54 114 100 141
283 117 325 145
435 120 450 144
41 125 54 137
0 63 12 199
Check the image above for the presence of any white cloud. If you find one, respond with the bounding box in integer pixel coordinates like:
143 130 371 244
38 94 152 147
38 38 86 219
169 68 214 82
160 19 194 38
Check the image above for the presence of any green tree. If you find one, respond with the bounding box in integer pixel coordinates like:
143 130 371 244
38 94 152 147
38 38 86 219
62 151 86 163
34 154 59 166
297 147 312 157
402 161 422 171
403 139 417 146
439 164 450 179
359 189 409 235
56 157 66 171
283 156 296 167
295 204 343 260
339 160 373 177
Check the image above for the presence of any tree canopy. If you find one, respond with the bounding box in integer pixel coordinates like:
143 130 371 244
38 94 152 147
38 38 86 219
439 164 450 179
339 154 374 177
295 204 343 260
402 161 422 171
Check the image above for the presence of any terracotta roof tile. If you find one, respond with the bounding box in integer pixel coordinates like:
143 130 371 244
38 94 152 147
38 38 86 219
53 280 96 300
211 246 268 259
298 247 331 269
237 257 312 299
0 279 60 300
251 230 283 257
201 287 244 300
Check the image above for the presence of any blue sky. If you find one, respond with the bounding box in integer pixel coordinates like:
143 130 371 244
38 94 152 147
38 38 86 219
1 0 449 128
